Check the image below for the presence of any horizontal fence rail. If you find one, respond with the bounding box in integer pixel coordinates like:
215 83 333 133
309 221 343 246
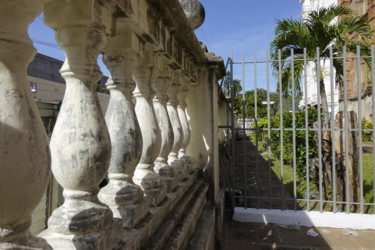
225 45 375 215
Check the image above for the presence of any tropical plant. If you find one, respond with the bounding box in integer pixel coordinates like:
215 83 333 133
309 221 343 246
270 6 372 121
222 71 242 115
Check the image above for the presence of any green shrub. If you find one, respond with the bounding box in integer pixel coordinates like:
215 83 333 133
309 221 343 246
254 108 319 178
362 118 373 142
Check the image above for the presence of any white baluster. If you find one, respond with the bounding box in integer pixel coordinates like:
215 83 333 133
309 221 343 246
153 57 179 192
133 50 167 206
41 1 122 248
0 1 51 248
178 76 193 174
167 70 186 181
98 28 149 228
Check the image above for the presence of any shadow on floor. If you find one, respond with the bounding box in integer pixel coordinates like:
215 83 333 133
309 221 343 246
223 138 331 249
233 139 298 210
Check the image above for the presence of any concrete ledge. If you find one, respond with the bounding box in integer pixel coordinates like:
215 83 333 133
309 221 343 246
40 218 123 250
233 207 375 230
120 172 197 249
163 183 209 250
143 179 203 250
187 202 215 250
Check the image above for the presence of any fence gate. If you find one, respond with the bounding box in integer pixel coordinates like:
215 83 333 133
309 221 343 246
219 47 375 223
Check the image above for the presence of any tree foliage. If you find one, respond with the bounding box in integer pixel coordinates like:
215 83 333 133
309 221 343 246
222 71 242 116
270 6 372 119
257 108 320 177
222 73 301 118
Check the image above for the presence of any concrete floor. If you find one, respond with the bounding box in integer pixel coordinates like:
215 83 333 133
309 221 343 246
223 219 375 249
224 138 375 249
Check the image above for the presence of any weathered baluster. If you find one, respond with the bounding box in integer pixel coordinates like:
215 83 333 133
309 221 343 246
153 57 179 192
167 70 186 181
98 28 149 228
41 1 122 248
133 49 167 206
0 1 51 248
178 76 193 174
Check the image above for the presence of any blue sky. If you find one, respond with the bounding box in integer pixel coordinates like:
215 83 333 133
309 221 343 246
195 0 301 61
195 0 302 92
28 1 302 91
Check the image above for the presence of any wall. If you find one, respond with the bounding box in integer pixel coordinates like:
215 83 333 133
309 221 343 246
339 0 373 114
217 97 229 143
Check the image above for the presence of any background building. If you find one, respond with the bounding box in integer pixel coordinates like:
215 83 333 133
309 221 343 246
299 0 339 117
339 0 373 119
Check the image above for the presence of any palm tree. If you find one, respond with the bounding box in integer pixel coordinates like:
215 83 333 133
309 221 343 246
270 6 372 121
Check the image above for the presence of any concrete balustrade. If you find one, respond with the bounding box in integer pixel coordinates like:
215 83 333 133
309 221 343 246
167 70 187 181
0 0 226 249
0 1 51 248
132 49 167 206
153 57 179 192
40 1 122 248
178 75 193 174
98 25 149 228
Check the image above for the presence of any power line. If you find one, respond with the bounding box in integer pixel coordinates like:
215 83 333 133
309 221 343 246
31 38 61 49
199 27 212 52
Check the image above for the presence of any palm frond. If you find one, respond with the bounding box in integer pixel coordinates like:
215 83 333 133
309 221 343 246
275 55 305 98
270 5 372 104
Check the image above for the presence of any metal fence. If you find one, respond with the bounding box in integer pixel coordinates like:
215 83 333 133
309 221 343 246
220 45 375 214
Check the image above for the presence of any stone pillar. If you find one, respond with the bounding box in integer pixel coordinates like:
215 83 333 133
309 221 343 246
132 50 167 206
167 70 187 181
153 58 179 192
98 27 149 228
41 1 122 248
0 1 51 249
178 76 193 174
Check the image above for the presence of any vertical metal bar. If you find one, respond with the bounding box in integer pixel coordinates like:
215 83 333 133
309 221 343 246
278 49 284 210
291 49 297 211
343 46 350 214
372 45 375 214
266 51 272 210
330 46 336 213
230 52 236 209
242 52 248 208
316 47 323 213
304 48 310 212
254 51 259 209
357 45 364 214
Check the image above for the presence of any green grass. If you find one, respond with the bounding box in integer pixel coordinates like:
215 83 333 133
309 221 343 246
363 140 373 145
248 132 267 152
252 136 375 213
363 153 374 213
246 131 375 213
268 153 319 209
